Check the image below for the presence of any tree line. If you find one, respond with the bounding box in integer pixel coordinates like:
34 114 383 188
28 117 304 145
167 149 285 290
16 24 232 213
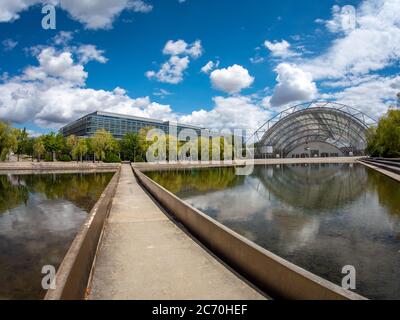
0 121 140 163
366 109 400 158
4 109 398 162
0 121 234 163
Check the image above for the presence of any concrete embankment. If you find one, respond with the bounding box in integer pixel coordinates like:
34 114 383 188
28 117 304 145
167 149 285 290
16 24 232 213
0 156 360 173
133 157 364 172
0 162 120 173
88 164 266 300
358 160 400 182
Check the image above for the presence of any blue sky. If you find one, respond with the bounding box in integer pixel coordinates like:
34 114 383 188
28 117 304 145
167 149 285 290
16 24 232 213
0 0 399 135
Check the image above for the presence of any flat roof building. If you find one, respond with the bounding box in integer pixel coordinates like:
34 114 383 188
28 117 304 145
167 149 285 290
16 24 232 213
59 111 204 139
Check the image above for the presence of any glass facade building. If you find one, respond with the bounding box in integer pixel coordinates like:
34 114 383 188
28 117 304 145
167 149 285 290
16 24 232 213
59 111 204 139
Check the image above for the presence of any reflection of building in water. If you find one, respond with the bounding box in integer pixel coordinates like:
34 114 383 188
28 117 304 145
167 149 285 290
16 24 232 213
254 164 368 211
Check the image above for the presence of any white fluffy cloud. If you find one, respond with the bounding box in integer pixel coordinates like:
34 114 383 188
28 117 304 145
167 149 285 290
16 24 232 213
302 0 400 79
50 31 108 65
264 0 400 119
0 0 152 29
316 5 357 34
146 55 190 84
163 40 202 58
0 0 42 22
76 45 108 64
270 63 317 107
329 5 353 33
180 96 271 131
321 75 400 119
128 0 153 13
201 60 219 74
0 45 175 128
60 0 152 29
264 40 298 58
147 39 203 84
297 0 400 119
0 44 270 131
53 31 74 46
24 47 88 85
210 64 254 94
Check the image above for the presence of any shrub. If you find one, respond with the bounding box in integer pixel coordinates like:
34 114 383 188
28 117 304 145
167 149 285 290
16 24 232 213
44 153 53 162
104 152 121 163
58 154 72 162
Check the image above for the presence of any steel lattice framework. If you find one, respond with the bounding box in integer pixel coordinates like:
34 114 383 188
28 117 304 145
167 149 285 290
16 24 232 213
253 101 377 157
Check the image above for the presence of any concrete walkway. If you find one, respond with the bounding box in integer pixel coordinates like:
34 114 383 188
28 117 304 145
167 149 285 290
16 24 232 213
88 164 266 300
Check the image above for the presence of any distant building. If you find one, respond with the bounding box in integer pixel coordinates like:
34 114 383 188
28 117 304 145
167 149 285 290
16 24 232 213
59 111 204 139
254 101 377 158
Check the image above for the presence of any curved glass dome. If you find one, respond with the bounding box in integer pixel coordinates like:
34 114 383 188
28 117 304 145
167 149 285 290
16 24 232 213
254 102 377 157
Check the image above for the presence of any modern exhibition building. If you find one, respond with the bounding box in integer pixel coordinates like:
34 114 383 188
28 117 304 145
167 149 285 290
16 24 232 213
61 102 377 158
254 102 377 158
59 111 204 139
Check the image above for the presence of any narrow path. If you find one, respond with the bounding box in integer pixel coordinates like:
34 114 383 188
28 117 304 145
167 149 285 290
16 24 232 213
88 164 266 300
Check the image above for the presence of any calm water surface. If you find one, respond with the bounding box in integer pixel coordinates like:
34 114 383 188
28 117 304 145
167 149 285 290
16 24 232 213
146 164 400 300
0 172 114 299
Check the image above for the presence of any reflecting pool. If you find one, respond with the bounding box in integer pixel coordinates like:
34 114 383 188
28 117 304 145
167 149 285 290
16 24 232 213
0 172 114 300
146 164 400 300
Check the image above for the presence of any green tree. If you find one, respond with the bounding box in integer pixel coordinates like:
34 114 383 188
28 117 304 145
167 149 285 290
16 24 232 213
66 135 78 158
86 138 95 162
138 127 180 162
192 135 232 161
366 127 379 157
120 133 140 162
42 132 65 161
72 138 88 162
25 137 35 162
33 137 45 162
0 121 17 161
367 110 400 158
15 128 29 161
91 129 117 162
136 127 155 162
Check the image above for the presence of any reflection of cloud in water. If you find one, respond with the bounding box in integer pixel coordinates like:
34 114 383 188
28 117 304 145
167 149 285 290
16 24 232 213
0 173 112 300
173 164 400 299
185 176 321 252
184 176 271 222
0 192 88 299
269 209 320 253
0 193 86 238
